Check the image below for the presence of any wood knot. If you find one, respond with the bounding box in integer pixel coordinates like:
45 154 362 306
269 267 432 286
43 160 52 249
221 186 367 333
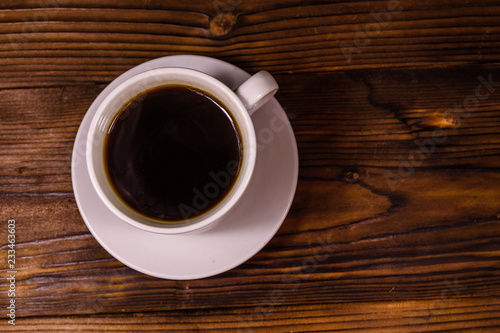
17 167 26 174
344 171 359 183
415 115 456 129
400 109 457 130
210 12 237 37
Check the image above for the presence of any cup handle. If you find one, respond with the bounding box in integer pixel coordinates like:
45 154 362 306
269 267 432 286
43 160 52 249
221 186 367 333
235 71 279 116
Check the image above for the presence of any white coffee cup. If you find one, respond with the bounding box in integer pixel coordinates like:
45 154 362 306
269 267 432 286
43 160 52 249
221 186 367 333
86 67 278 234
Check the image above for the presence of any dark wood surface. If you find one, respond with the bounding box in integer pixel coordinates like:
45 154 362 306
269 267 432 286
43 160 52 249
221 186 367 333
1 0 500 332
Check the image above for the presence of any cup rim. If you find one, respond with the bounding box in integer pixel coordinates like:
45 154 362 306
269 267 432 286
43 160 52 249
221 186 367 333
86 67 257 234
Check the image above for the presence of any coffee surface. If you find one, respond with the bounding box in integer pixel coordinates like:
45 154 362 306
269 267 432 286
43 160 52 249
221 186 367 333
105 85 242 221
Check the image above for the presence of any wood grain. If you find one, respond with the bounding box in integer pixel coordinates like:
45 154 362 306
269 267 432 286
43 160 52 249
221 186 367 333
0 0 500 87
1 67 500 195
1 1 500 330
2 300 500 332
1 67 499 328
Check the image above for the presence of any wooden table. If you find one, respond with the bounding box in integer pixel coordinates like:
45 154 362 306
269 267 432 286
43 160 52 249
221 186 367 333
1 0 500 331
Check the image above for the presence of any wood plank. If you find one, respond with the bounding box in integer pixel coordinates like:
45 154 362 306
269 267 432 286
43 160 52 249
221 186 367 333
1 1 499 331
0 0 499 86
1 66 500 195
0 170 499 317
0 66 498 324
2 299 500 332
0 84 102 194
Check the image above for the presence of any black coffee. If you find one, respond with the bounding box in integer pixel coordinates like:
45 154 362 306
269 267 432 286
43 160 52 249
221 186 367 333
104 85 242 222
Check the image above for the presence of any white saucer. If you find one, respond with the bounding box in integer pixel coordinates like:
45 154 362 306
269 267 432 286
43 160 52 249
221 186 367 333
71 55 299 280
